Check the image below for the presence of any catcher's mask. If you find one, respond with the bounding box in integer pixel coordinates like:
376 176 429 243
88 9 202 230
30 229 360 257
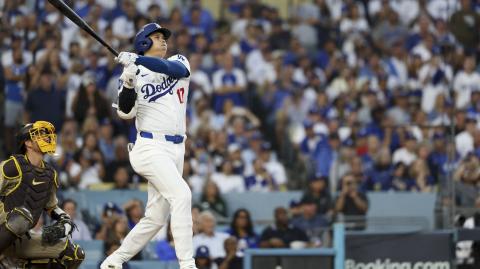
17 121 57 154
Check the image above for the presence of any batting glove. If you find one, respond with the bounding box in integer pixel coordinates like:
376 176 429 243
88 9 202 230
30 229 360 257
115 52 138 66
120 64 138 89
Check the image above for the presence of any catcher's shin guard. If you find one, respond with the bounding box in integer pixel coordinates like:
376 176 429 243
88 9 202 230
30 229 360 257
0 223 16 254
59 240 85 269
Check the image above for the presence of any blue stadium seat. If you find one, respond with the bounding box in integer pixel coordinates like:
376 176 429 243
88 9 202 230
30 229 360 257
223 191 303 221
129 260 179 269
76 240 104 264
366 192 437 232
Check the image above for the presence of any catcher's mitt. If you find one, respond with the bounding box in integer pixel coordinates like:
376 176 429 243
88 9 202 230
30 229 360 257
41 216 77 246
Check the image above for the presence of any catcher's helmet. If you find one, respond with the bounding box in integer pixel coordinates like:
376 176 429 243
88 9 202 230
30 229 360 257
16 121 57 154
134 23 171 55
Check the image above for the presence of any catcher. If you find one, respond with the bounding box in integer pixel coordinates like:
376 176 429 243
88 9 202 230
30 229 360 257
0 121 84 269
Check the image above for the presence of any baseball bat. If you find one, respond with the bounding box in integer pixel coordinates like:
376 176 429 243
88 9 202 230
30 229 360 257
47 0 119 56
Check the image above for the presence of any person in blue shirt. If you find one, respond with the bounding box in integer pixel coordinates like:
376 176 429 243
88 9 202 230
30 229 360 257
225 209 258 252
4 44 27 154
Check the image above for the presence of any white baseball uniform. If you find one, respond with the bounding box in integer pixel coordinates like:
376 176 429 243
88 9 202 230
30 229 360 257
107 54 195 268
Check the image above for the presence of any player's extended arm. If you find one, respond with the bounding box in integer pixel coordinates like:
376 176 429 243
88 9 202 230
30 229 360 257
135 56 190 78
117 65 138 118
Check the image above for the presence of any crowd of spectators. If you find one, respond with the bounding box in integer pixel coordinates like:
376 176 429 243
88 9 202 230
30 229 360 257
2 0 480 266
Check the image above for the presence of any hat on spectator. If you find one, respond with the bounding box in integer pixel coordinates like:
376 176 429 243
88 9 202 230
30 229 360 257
103 202 123 215
261 142 272 151
300 196 316 205
309 173 328 183
195 245 210 259
100 118 111 126
289 199 300 208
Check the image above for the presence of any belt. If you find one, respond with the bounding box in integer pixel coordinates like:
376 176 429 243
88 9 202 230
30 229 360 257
139 131 184 144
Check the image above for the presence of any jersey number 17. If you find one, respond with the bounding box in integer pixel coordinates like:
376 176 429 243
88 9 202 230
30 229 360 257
177 88 185 103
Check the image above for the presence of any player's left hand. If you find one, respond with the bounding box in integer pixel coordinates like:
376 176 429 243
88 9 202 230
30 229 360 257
115 52 138 66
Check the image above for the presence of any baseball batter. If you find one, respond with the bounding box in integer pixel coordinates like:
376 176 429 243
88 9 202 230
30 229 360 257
101 23 196 269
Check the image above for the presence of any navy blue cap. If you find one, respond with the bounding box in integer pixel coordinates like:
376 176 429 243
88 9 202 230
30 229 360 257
261 142 272 151
195 245 210 258
290 199 300 208
103 202 122 214
466 113 478 123
310 173 328 182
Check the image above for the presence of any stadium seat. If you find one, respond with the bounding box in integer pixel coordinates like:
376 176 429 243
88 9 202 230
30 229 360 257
366 192 437 232
76 240 104 265
223 191 303 222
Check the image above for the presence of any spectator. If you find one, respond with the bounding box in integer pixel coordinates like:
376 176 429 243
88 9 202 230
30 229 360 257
454 155 480 207
291 197 329 247
95 202 123 241
334 173 369 229
212 53 247 114
71 72 111 124
68 131 105 189
124 199 144 229
226 209 258 252
210 160 245 194
301 174 333 216
392 132 417 166
259 142 287 190
453 57 480 110
194 245 213 269
244 159 277 192
61 199 92 241
259 207 308 248
449 0 480 50
214 237 243 269
199 180 228 219
113 166 132 189
24 67 65 130
456 117 478 158
193 211 230 259
3 43 27 155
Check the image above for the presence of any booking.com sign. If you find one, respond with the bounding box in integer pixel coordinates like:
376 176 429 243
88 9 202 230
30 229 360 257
345 259 450 269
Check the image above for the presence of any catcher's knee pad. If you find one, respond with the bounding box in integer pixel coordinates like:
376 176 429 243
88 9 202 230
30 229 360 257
5 206 33 237
59 240 84 269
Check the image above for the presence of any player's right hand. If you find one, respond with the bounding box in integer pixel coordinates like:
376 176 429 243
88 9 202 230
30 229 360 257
120 64 138 89
115 51 138 66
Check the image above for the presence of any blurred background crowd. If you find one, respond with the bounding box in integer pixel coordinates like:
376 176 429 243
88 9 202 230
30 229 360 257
1 0 480 267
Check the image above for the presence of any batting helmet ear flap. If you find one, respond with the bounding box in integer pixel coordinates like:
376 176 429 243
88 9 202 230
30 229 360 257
134 23 171 55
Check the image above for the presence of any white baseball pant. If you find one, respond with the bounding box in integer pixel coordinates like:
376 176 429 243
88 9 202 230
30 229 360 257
104 135 195 268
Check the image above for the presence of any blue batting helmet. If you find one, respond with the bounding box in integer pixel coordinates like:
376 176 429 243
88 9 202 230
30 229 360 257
134 23 171 55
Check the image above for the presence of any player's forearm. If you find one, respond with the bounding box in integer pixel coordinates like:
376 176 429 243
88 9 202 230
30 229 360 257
135 56 189 78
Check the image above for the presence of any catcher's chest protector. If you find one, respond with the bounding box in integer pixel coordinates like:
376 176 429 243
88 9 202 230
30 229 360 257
2 155 56 227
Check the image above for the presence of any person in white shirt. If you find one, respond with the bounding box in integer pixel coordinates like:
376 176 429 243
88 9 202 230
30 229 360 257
392 133 417 166
453 56 480 109
61 199 92 241
193 211 230 260
210 160 245 194
456 117 478 158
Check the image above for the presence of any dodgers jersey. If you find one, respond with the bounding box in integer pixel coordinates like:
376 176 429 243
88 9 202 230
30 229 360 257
130 54 191 135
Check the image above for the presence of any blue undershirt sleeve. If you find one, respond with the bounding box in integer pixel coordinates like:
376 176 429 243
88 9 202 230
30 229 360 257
135 56 189 78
